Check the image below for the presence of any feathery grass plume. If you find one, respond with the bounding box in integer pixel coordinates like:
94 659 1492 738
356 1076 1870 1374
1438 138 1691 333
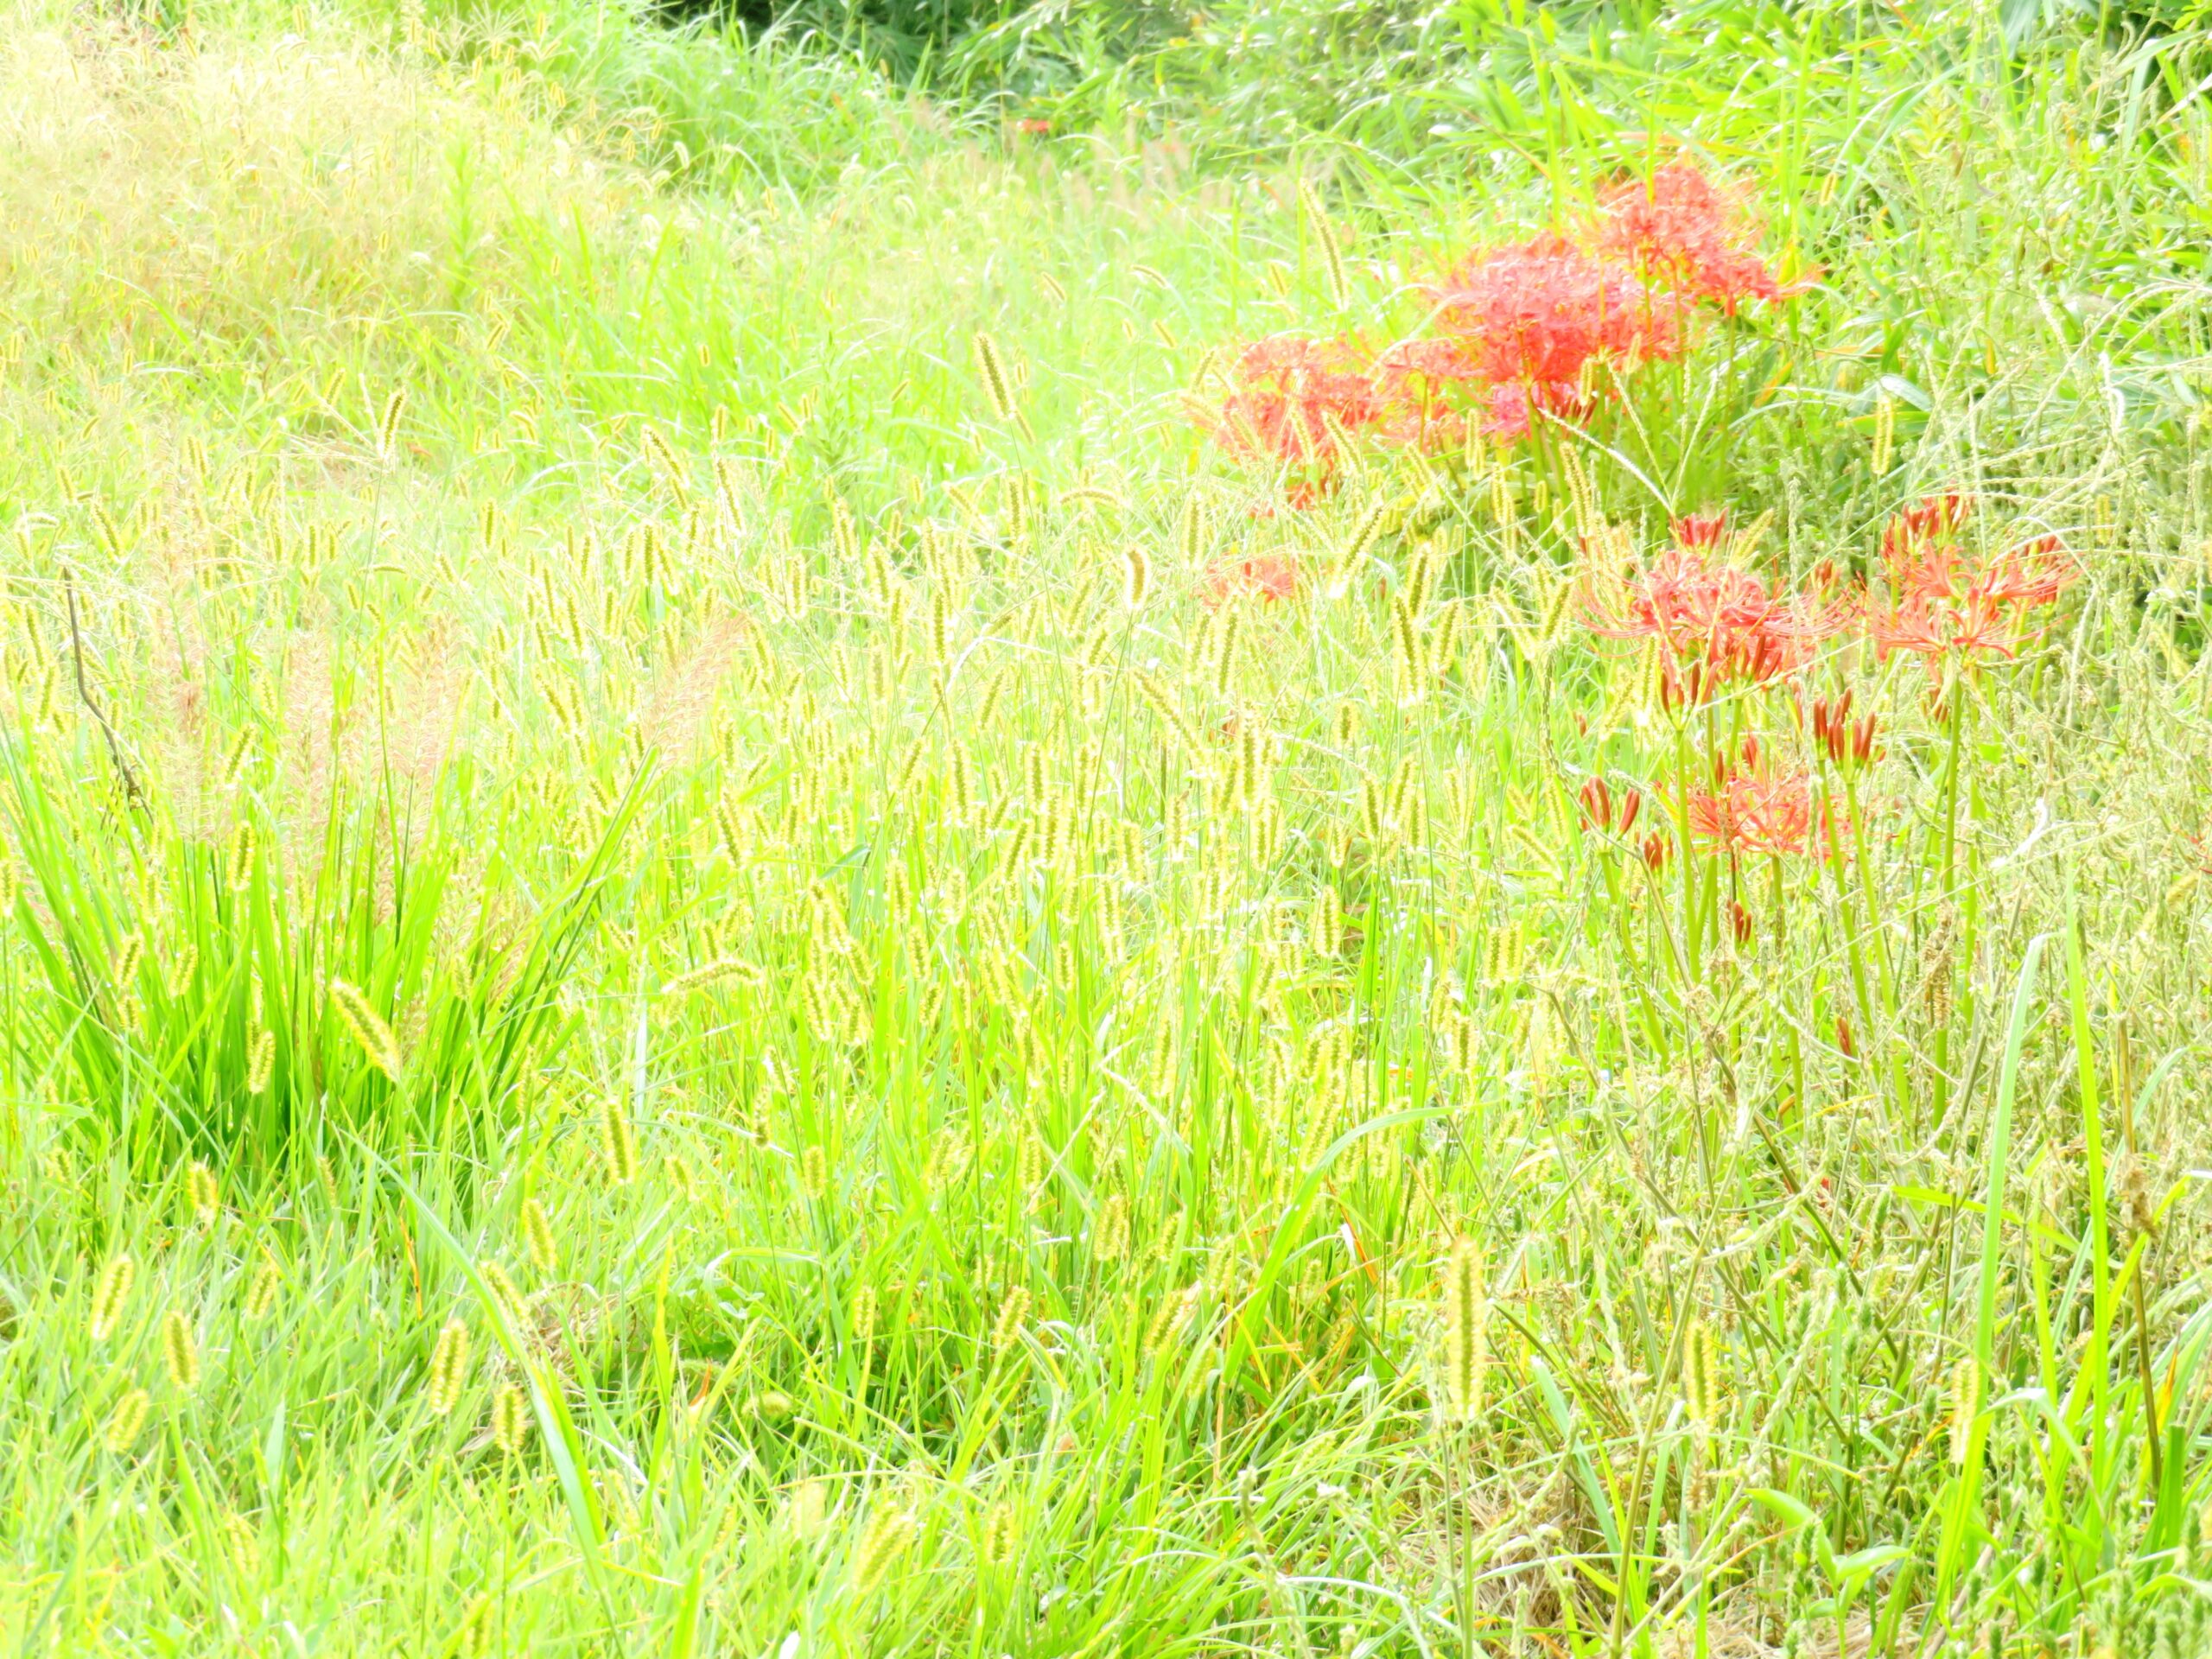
980 1497 1022 1567
972 333 1023 428
89 1253 135 1344
1133 671 1202 755
244 1252 281 1322
162 1311 200 1393
1209 605 1243 696
111 931 143 991
1682 1319 1723 1426
480 1262 525 1328
798 1144 829 1200
492 1382 531 1457
105 1388 150 1454
1121 543 1152 610
225 821 257 893
830 499 860 567
1300 178 1352 310
429 1317 470 1417
667 955 760 995
186 1161 219 1227
1559 448 1599 537
1436 1241 1486 1425
1948 1356 1981 1465
990 1287 1032 1357
374 388 409 464
454 1594 493 1658
1094 1193 1130 1263
600 1096 639 1186
328 980 403 1082
245 1029 276 1095
1872 395 1897 475
1309 886 1344 957
643 423 688 500
1389 594 1424 701
521 1198 557 1276
1144 1285 1201 1359
1327 496 1391 600
163 944 199 998
1177 493 1210 569
852 1503 917 1592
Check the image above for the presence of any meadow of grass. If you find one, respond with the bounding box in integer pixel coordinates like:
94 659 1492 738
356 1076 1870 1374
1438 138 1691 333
3 0 2212 1652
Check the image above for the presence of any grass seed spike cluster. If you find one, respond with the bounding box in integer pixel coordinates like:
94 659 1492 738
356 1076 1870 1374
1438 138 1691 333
2 5 2211 1657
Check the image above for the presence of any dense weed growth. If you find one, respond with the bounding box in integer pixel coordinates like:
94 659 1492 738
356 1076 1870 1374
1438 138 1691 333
1 1 2211 1655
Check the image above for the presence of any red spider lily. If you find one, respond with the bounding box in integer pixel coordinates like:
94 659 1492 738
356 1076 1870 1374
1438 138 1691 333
1202 551 1300 606
1427 236 1677 436
1688 765 1844 860
1671 510 1732 550
1205 335 1383 487
1370 339 1475 452
1871 592 2024 672
1872 495 2078 677
1585 544 1858 702
1640 830 1674 870
1808 690 1880 769
1595 165 1793 315
1879 493 1974 575
1577 776 1645 837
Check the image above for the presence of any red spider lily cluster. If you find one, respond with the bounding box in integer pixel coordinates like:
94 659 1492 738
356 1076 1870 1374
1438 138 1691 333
1580 493 2079 880
1593 165 1796 315
1577 775 1646 837
1198 162 1797 499
1206 337 1384 503
1200 550 1301 607
1806 690 1879 770
1584 513 1858 705
1688 740 1847 861
1870 494 2081 678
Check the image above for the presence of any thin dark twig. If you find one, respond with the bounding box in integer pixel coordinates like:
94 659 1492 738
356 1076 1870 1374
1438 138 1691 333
60 564 144 810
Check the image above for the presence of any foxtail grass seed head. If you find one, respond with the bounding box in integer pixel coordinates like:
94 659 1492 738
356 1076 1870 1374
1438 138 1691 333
162 1310 200 1393
480 1262 525 1328
1328 498 1391 600
1094 1193 1130 1263
1948 1357 1981 1466
328 980 404 1082
186 1161 219 1226
493 1382 531 1457
90 1253 135 1344
600 1097 639 1186
521 1198 557 1275
429 1317 470 1417
374 388 409 463
226 821 257 893
454 1594 493 1658
980 1497 1022 1567
111 931 143 990
1121 543 1152 610
852 1503 916 1592
1682 1319 1724 1427
105 1388 150 1454
973 333 1018 423
1872 396 1896 474
245 1029 276 1095
1178 493 1209 567
245 1253 281 1322
1300 178 1351 310
1438 1237 1486 1425
990 1287 1031 1356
